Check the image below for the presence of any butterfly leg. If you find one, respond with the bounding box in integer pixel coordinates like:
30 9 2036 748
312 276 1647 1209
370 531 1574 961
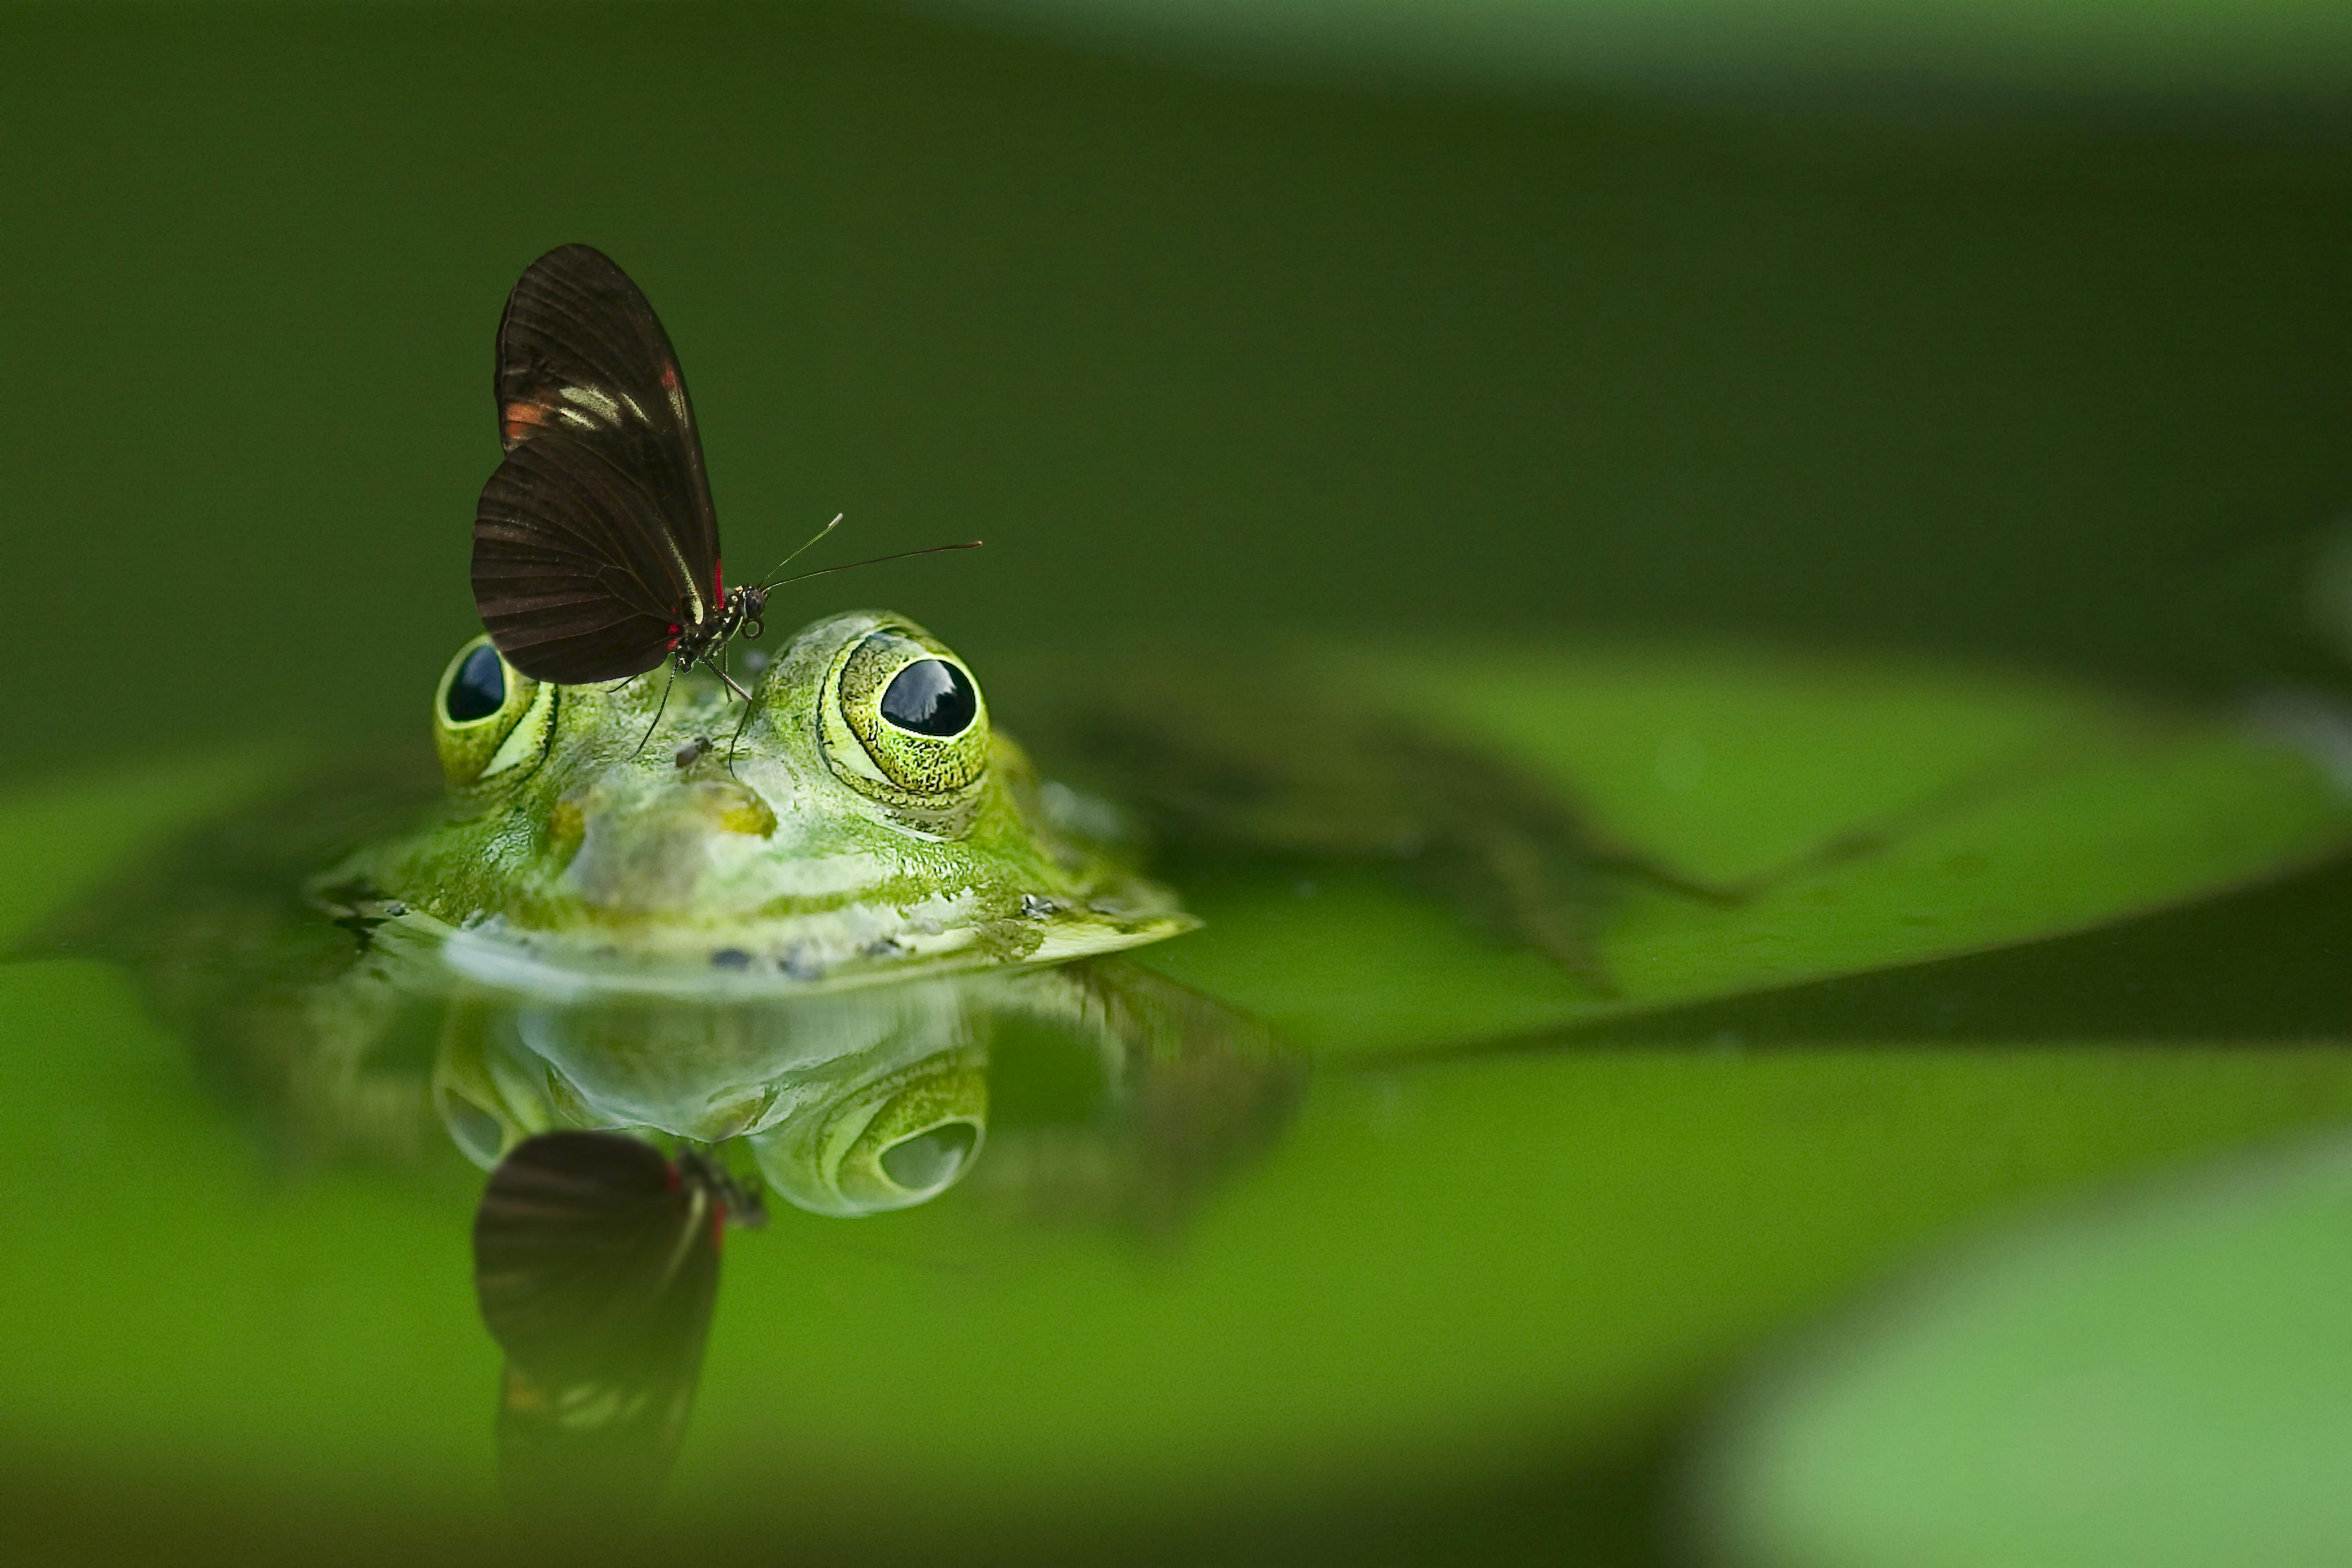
719 658 769 769
722 695 761 771
630 669 678 758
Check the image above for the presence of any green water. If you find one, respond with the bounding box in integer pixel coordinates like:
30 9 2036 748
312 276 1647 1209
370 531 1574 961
10 4 2352 1565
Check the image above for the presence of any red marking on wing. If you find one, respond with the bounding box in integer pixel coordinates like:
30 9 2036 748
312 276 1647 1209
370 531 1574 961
713 558 725 604
659 362 680 391
501 400 553 444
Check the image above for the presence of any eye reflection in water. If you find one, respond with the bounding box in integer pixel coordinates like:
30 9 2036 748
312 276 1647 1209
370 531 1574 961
472 1130 765 1519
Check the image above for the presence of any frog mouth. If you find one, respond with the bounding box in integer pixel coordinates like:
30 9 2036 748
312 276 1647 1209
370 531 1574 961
436 910 988 1000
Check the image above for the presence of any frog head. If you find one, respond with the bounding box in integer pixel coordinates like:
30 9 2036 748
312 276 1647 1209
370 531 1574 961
355 610 1192 996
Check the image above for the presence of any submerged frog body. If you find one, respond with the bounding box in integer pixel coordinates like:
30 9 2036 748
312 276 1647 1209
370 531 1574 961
331 609 1193 996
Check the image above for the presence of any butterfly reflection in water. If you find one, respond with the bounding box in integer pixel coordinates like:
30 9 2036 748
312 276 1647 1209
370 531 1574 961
471 242 978 700
471 1130 765 1519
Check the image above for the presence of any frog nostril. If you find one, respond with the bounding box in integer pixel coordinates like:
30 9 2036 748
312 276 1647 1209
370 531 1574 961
878 1122 978 1192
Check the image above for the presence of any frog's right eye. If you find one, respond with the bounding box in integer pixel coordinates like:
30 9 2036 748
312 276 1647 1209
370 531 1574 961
749 1047 988 1217
433 634 555 790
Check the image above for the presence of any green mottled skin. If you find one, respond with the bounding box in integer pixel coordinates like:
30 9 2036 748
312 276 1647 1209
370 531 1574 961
333 609 1192 995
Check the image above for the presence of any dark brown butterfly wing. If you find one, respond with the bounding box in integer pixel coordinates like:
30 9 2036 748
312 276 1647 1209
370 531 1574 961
472 1131 732 1516
475 436 697 684
472 244 722 684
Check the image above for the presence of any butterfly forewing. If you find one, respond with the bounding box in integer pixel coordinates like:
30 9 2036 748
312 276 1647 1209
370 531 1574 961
472 244 723 684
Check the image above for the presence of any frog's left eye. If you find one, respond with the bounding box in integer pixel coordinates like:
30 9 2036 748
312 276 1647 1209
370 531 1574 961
823 627 991 820
443 643 506 724
433 634 555 791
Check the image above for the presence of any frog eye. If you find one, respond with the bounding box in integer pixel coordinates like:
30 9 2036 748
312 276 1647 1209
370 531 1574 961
823 628 990 812
749 1049 988 1216
879 659 977 737
443 642 506 723
433 634 556 791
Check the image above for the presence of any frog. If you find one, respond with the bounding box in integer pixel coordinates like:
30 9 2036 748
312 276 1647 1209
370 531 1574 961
346 606 1649 1208
333 607 1196 995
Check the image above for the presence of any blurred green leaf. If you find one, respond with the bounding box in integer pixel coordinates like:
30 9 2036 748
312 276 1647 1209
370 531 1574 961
918 0 2352 103
1700 1128 2352 1568
1152 645 2352 1055
0 746 293 952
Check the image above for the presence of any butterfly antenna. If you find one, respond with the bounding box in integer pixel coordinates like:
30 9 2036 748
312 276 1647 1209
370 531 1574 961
750 512 846 588
763 539 983 592
631 668 678 758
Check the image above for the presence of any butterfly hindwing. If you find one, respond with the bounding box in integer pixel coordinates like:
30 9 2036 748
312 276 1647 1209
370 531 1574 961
473 1130 724 1374
472 1131 738 1515
474 435 697 684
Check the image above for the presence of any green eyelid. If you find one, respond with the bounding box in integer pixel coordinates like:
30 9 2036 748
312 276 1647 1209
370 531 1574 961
822 627 992 823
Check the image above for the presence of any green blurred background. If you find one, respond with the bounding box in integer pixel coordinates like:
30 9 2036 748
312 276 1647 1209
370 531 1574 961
11 4 2352 1565
10 0 2352 782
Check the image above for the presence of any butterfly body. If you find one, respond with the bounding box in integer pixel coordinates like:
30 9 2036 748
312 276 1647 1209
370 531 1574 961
673 580 768 680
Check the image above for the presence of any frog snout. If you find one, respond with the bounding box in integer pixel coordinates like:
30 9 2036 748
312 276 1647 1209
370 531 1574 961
562 779 777 913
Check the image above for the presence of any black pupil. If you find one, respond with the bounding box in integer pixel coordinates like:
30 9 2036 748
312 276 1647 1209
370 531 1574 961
446 643 507 724
879 659 976 737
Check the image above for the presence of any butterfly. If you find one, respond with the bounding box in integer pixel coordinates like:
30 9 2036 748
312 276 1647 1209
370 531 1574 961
470 1129 765 1516
471 243 974 694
